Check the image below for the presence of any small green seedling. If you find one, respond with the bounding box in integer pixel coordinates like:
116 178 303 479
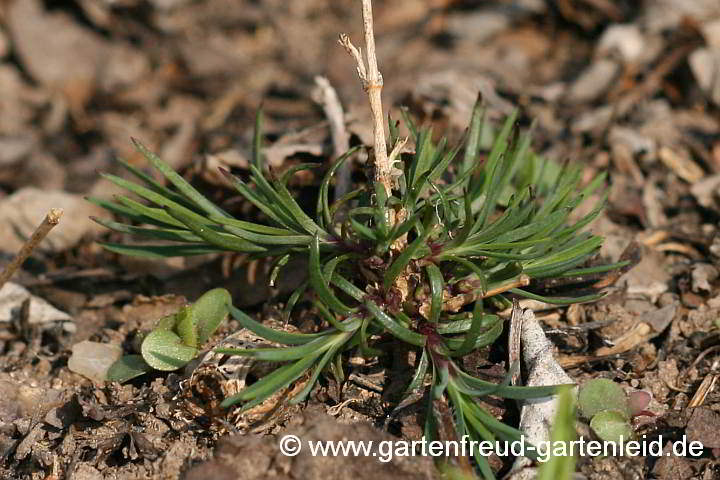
107 288 231 382
578 378 651 444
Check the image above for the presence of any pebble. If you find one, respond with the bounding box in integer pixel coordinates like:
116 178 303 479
67 341 123 382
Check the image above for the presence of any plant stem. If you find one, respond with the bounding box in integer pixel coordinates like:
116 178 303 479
360 0 390 195
339 0 391 196
313 76 352 199
0 208 63 290
443 275 531 313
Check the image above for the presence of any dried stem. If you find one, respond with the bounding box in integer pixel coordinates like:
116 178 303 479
507 299 523 386
339 0 391 195
0 208 63 290
312 76 352 199
443 275 531 313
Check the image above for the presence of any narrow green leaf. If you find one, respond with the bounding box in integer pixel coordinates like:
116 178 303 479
559 260 631 277
115 157 193 209
166 205 267 253
310 235 353 315
229 304 329 344
90 216 201 243
445 316 504 354
400 106 418 140
283 280 308 322
220 170 298 229
462 94 485 180
217 334 337 361
357 316 382 356
289 344 341 404
132 138 230 218
449 300 487 356
269 254 291 287
364 298 426 347
101 173 213 225
268 171 329 239
457 370 569 399
426 263 443 323
99 242 223 258
471 108 517 197
408 128 435 190
317 146 361 228
221 224 311 246
523 236 604 273
329 273 366 301
436 314 498 334
509 288 606 305
401 348 429 398
206 213 298 236
220 353 318 407
113 195 187 228
252 107 264 170
87 196 171 227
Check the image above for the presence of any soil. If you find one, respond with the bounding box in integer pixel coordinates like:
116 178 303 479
1 1 720 479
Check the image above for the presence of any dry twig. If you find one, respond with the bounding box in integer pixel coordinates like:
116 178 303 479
312 75 352 198
338 0 391 195
0 208 63 290
340 0 410 259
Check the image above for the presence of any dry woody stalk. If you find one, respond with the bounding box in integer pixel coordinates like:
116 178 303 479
0 208 63 290
339 0 391 195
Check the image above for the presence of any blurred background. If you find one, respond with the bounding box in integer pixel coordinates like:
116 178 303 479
0 0 717 190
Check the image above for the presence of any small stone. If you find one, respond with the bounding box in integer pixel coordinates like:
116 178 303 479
598 24 645 63
686 407 720 449
652 447 694 480
691 263 719 293
67 341 123 382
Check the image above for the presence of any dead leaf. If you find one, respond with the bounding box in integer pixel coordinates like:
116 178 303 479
509 306 575 480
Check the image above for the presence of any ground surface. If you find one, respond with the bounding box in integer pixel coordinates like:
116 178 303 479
0 1 720 479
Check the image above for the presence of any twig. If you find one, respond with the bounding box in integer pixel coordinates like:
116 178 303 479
443 275 531 312
312 76 352 199
0 208 63 290
688 369 718 408
339 0 391 195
